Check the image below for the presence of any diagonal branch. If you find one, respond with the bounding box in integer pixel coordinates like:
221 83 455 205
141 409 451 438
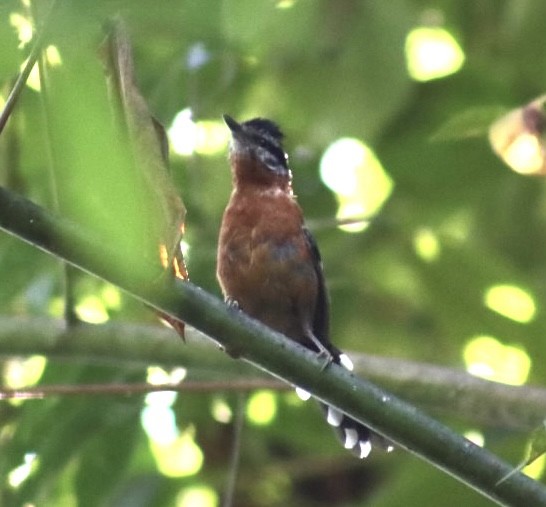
0 0 58 135
0 184 545 506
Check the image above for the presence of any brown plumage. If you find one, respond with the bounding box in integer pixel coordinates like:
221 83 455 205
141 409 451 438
217 115 388 458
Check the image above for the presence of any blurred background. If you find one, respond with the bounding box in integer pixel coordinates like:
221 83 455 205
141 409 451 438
1 0 546 505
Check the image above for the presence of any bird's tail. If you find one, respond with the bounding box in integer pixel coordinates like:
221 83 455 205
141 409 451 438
296 352 392 458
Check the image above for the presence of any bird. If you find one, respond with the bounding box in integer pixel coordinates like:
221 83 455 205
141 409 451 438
217 114 389 458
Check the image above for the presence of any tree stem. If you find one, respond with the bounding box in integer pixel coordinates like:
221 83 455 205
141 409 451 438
0 185 545 506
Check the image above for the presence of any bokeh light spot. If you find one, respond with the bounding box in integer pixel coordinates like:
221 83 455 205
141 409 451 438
147 365 187 386
211 397 233 424
168 108 229 156
142 367 187 447
143 366 202 477
406 26 465 81
10 13 33 48
3 356 46 390
8 453 38 488
150 429 203 478
276 0 296 8
46 45 62 67
100 284 122 311
246 390 277 425
177 485 218 507
463 335 531 386
320 138 393 233
141 405 178 445
22 45 62 92
464 430 485 448
484 284 536 323
75 295 109 324
413 228 440 262
524 453 546 481
489 97 546 175
501 132 543 175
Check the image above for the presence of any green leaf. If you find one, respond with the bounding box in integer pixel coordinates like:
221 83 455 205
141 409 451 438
430 106 508 142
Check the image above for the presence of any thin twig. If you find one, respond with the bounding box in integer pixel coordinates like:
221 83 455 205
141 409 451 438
223 393 247 507
0 379 287 400
0 0 57 136
306 214 374 231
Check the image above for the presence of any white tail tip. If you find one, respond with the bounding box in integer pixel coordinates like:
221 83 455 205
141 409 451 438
344 428 359 449
359 440 372 458
326 406 343 427
339 353 354 371
295 387 311 401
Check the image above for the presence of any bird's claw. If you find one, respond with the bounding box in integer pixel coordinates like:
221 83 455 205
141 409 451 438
225 296 240 310
318 349 335 371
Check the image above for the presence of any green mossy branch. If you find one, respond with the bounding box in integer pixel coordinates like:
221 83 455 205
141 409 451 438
0 185 546 506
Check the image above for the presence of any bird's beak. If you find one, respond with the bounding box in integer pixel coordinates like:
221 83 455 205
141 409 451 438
223 114 243 137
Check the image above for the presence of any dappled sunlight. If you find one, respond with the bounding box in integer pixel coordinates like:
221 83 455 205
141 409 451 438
142 367 202 477
319 138 393 232
75 295 109 324
50 285 122 322
484 284 536 323
10 11 62 87
20 45 63 92
491 127 545 175
147 365 187 386
176 485 218 507
168 109 197 155
464 430 485 448
413 228 441 262
502 133 544 175
276 0 297 8
100 284 122 311
150 429 204 478
246 390 277 425
2 4 544 504
141 402 178 444
405 26 465 81
489 96 546 175
211 397 233 423
463 335 531 386
45 45 62 66
141 368 182 444
24 61 41 92
47 296 65 318
168 108 229 156
10 12 33 48
8 452 38 489
524 454 546 481
3 356 46 390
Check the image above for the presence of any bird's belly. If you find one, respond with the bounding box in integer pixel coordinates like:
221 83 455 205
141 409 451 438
219 238 316 341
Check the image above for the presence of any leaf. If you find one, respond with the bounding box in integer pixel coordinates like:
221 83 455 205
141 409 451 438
496 420 546 486
103 19 187 275
102 18 189 337
430 106 508 142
